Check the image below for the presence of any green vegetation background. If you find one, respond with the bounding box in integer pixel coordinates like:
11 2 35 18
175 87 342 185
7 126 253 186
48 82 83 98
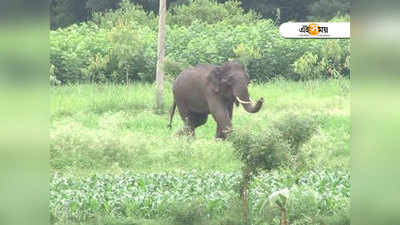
50 0 350 30
50 0 350 85
50 1 350 224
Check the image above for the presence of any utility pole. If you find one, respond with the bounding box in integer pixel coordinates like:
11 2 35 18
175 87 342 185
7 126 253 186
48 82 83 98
156 0 166 111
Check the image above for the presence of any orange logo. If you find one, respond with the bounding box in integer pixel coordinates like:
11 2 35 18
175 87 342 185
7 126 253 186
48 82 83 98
307 23 320 36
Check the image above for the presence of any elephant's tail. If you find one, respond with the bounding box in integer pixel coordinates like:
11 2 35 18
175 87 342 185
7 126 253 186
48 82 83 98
167 100 176 129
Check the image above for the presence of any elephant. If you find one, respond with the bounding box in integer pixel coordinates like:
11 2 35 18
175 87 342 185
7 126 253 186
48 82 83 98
167 61 264 139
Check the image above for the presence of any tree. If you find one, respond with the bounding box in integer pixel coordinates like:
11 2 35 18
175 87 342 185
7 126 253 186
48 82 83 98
155 0 166 111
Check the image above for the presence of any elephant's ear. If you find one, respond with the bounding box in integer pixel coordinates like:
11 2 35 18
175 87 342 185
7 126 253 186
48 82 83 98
207 66 224 93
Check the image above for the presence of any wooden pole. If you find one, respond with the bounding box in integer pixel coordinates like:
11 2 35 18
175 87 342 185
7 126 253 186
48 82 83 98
156 0 166 111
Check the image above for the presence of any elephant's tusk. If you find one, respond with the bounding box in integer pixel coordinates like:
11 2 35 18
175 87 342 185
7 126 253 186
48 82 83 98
249 97 255 104
236 96 252 104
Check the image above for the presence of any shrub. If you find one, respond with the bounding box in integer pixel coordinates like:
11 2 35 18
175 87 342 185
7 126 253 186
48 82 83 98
246 38 325 82
50 23 109 83
272 113 317 156
229 127 291 176
232 43 262 70
50 12 157 84
102 23 157 82
165 19 297 81
229 113 317 174
228 113 317 224
293 40 350 80
320 40 350 79
293 52 323 81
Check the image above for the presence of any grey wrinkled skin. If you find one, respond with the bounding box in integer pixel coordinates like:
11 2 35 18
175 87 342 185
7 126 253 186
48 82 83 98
168 61 264 139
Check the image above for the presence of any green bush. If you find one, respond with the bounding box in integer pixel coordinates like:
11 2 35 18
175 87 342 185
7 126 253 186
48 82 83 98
229 113 317 175
50 14 157 84
272 113 318 154
50 0 350 84
165 19 307 81
50 23 109 83
293 40 350 80
293 52 323 80
229 127 291 175
228 113 318 223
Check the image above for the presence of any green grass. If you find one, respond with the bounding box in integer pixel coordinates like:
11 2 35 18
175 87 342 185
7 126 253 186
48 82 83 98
50 79 350 224
50 79 350 173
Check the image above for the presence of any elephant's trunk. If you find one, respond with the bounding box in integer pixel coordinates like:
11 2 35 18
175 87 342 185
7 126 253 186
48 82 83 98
239 96 264 113
234 88 264 113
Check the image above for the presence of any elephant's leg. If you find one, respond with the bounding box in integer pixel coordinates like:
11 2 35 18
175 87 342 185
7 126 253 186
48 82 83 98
179 113 208 136
176 118 195 136
176 104 195 136
183 113 208 136
209 100 232 139
215 123 233 139
183 116 196 136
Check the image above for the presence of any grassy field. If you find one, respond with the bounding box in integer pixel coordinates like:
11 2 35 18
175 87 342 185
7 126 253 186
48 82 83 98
50 79 350 225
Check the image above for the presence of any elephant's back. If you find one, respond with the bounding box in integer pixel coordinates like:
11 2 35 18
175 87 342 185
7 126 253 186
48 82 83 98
173 64 215 90
178 64 215 79
173 64 215 113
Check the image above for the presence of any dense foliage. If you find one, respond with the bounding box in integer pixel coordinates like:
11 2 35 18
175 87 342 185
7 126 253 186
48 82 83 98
50 0 350 84
50 0 350 29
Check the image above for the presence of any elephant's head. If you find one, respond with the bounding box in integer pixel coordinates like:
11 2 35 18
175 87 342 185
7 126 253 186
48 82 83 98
207 61 264 113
